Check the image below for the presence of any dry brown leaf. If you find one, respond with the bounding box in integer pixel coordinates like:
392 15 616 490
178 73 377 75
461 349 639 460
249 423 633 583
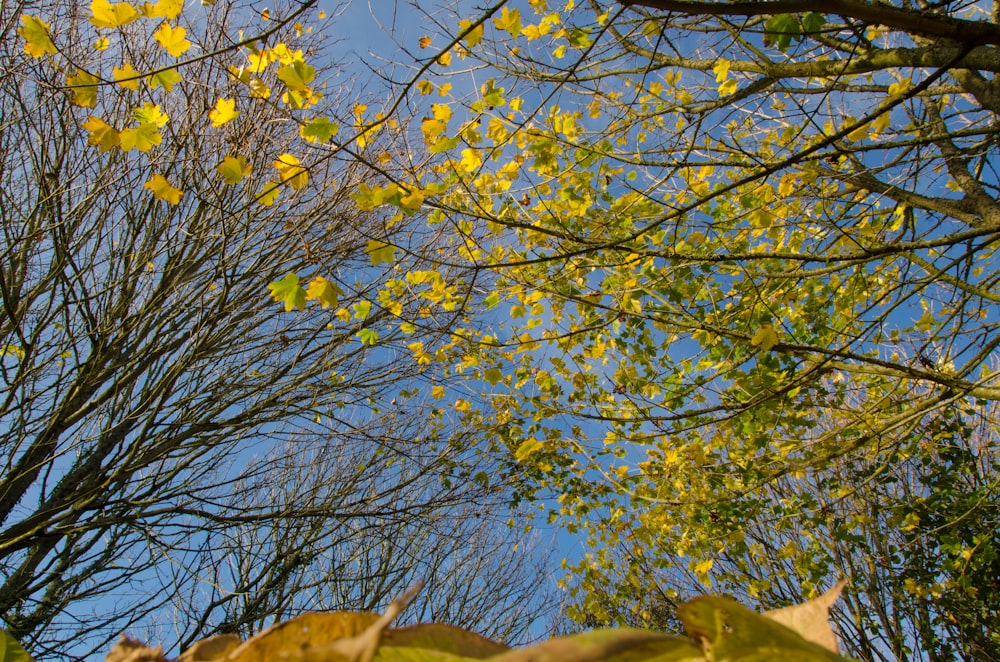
105 635 167 662
764 579 846 653
177 634 242 661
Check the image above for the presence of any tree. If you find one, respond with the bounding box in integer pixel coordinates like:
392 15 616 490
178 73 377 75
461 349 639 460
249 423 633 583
1 0 552 657
312 1 1000 658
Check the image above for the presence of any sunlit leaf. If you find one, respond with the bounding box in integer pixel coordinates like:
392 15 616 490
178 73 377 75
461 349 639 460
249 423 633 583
267 273 306 311
153 22 191 57
144 174 183 205
18 16 57 58
90 0 139 28
305 276 343 309
120 122 162 152
113 62 141 90
750 324 779 352
273 153 308 190
83 116 120 152
66 69 99 108
216 155 252 184
209 98 239 127
148 68 181 91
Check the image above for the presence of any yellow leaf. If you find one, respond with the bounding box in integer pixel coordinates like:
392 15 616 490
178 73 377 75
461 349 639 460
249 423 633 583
459 20 483 47
273 153 308 190
113 62 140 90
431 103 452 122
712 59 730 82
458 148 482 173
493 6 521 37
19 16 57 58
718 78 738 96
66 69 100 108
216 155 252 184
436 50 452 67
133 102 168 126
83 116 120 152
257 180 281 206
431 385 446 399
141 0 182 19
418 36 432 48
399 187 424 211
515 437 543 462
209 98 239 127
305 276 343 309
144 174 183 204
750 324 779 352
154 22 191 57
120 122 162 152
416 79 434 95
94 36 110 50
90 0 139 28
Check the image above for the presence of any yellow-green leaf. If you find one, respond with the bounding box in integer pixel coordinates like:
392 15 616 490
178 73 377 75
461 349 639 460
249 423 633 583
300 117 338 143
750 324 779 352
268 273 306 311
216 155 252 184
366 240 396 266
276 60 315 91
18 16 57 58
257 180 281 206
120 122 162 152
144 174 183 204
148 68 181 91
66 69 99 108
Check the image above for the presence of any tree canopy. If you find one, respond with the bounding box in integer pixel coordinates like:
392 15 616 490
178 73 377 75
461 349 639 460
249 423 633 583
2 0 551 657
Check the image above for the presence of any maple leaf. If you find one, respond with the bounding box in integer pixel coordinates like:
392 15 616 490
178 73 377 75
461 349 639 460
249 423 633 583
493 6 521 37
257 180 281 206
366 240 397 266
90 0 140 28
419 36 432 48
216 155 252 184
750 324 779 352
276 61 315 91
154 22 191 57
305 276 344 309
19 16 57 58
120 122 162 152
113 63 141 90
144 174 183 204
141 0 182 19
133 102 169 127
148 68 181 91
209 98 239 127
300 117 338 143
66 69 100 108
268 273 306 311
83 116 121 152
274 153 308 190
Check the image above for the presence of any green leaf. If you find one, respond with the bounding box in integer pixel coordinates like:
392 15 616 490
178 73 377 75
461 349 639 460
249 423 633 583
763 13 801 52
0 629 33 662
267 272 306 311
